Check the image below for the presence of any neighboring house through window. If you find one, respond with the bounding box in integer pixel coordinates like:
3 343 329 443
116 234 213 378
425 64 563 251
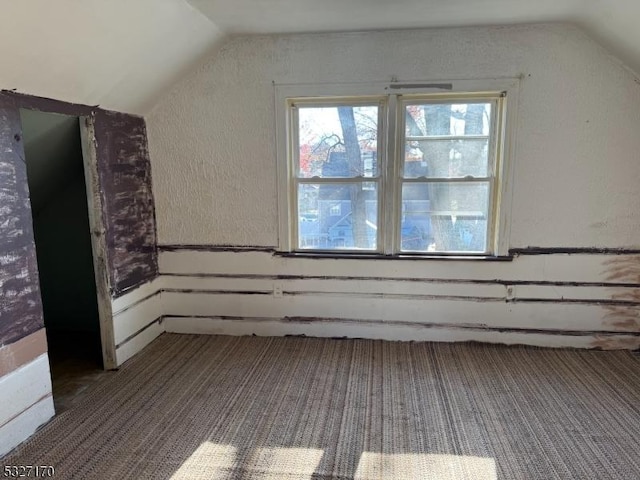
276 80 518 256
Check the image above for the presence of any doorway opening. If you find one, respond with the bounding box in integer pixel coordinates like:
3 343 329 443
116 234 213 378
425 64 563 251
20 109 106 412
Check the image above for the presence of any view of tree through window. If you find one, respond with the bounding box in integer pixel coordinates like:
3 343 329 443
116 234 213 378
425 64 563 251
297 105 379 250
402 101 492 252
291 95 500 254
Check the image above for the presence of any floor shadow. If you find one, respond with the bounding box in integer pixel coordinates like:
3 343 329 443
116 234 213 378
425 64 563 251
46 330 108 413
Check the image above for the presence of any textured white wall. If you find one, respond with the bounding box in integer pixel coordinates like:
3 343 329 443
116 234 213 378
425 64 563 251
147 24 640 248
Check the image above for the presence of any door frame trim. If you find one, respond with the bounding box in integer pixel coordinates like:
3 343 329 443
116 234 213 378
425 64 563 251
80 115 116 369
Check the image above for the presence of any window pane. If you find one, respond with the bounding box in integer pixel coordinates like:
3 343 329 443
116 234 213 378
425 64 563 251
297 105 379 178
405 102 492 137
404 138 489 178
298 183 378 250
400 182 489 252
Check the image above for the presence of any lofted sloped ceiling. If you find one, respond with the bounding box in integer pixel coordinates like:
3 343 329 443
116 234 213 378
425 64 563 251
1 1 638 116
0 0 223 115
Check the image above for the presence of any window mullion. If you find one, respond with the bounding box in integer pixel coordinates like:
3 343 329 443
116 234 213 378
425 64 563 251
401 176 492 184
296 177 379 184
405 134 490 141
384 94 399 255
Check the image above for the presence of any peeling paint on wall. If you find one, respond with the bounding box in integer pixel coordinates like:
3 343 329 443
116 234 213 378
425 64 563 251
0 102 44 346
590 335 640 350
601 312 640 332
602 255 640 283
94 111 158 295
601 256 640 332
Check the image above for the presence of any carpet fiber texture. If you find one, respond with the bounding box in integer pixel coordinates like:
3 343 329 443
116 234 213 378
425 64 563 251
3 334 640 479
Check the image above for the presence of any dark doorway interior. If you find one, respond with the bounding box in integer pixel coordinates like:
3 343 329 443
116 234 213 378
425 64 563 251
20 109 104 412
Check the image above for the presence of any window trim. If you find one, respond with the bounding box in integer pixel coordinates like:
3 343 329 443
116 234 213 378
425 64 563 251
275 78 520 258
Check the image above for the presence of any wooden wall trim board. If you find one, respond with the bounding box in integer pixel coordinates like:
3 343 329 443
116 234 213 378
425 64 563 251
0 354 53 429
0 397 54 458
157 245 640 256
158 275 640 305
111 277 163 314
158 249 640 284
161 316 635 350
0 354 54 457
271 246 640 260
115 319 164 367
111 277 164 366
161 314 636 338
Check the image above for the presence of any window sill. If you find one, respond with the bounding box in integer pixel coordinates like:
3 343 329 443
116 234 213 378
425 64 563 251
275 251 514 261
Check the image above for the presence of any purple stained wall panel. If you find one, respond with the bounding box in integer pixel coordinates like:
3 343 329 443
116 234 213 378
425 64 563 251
94 111 158 295
0 102 44 346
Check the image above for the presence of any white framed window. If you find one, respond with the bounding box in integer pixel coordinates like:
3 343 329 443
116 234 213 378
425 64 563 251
275 79 519 257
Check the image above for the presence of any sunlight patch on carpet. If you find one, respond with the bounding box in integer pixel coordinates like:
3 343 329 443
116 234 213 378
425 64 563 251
247 447 325 479
354 452 497 479
170 442 237 479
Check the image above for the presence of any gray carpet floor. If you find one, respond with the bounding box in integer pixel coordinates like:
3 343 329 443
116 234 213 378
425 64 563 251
3 333 640 479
